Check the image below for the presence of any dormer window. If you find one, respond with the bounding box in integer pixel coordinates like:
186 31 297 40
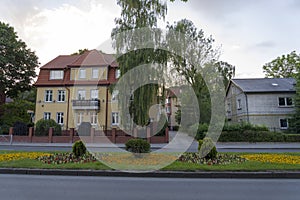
79 69 86 79
50 70 64 80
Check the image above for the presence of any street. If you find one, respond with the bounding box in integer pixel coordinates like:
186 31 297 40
0 174 299 200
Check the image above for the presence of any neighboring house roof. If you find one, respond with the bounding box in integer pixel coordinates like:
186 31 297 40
228 78 296 94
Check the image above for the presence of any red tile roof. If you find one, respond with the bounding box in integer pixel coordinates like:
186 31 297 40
40 55 80 69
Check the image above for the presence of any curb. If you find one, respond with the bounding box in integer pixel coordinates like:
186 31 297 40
1 168 300 179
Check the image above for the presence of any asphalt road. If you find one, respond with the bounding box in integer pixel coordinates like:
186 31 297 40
0 174 300 200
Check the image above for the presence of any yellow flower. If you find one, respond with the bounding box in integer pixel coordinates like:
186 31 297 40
241 154 300 165
0 152 52 162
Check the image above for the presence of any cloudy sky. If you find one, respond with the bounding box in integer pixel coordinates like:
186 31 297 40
1 0 300 78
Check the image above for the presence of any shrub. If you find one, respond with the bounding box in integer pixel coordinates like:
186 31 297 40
285 134 300 142
125 139 150 153
198 137 217 159
219 130 286 142
13 121 28 136
77 122 92 136
35 119 62 136
72 140 87 157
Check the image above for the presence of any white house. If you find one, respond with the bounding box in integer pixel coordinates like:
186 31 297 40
226 78 296 131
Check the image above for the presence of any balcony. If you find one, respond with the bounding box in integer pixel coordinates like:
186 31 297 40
72 99 100 110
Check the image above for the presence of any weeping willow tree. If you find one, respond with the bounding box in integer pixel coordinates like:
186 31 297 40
111 0 169 126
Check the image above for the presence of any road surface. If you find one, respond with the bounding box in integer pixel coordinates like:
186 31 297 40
0 174 299 200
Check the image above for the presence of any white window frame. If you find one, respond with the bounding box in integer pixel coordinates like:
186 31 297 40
44 112 51 120
166 106 171 114
90 112 97 126
111 90 119 102
92 68 99 79
115 69 120 79
279 118 289 129
45 90 53 102
79 69 86 79
56 112 64 125
77 90 86 100
76 112 83 126
90 89 99 100
237 99 242 110
50 70 64 80
112 112 119 125
278 97 293 107
57 90 66 102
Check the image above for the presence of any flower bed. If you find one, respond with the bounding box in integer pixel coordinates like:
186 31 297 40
241 154 300 165
0 152 51 162
178 153 246 165
37 153 97 164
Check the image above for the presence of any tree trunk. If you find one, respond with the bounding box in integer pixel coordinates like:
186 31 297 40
0 90 6 116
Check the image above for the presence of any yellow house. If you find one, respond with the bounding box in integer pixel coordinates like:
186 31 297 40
34 50 120 131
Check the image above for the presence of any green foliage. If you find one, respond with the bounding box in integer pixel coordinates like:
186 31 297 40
71 49 89 55
125 139 150 153
0 99 34 134
13 121 28 136
72 141 87 157
214 61 235 88
175 109 181 125
198 138 217 160
222 122 269 132
0 21 38 103
289 73 300 133
263 51 300 78
35 119 62 136
219 131 286 142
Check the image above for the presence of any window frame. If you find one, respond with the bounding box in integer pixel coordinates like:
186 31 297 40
90 112 97 126
111 112 119 125
76 112 83 126
77 90 86 100
50 70 64 80
57 90 66 102
92 68 99 79
237 99 242 110
90 89 99 100
45 90 53 102
56 112 64 125
79 69 86 79
43 112 51 120
111 90 119 102
279 118 288 129
278 97 293 107
115 69 120 79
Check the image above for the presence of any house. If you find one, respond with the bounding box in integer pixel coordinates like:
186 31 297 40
165 87 182 129
34 49 120 131
226 78 296 131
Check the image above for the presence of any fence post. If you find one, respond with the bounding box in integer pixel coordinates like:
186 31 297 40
165 126 169 143
91 127 95 143
112 128 116 143
147 127 151 143
70 128 74 143
48 127 53 143
9 127 13 144
28 127 33 143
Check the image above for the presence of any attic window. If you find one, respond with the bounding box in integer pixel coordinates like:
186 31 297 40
272 83 279 87
50 70 64 80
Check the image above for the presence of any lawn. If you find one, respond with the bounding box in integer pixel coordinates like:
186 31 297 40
1 151 300 171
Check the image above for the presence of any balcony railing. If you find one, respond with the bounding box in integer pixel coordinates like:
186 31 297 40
72 99 100 110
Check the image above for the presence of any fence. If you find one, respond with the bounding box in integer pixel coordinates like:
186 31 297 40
7 127 169 144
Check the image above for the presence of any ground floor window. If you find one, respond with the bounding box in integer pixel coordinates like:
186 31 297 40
76 112 83 125
279 118 288 129
56 112 64 125
112 112 119 125
44 112 51 120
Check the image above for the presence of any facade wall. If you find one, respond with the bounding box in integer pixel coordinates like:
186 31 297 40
226 82 295 131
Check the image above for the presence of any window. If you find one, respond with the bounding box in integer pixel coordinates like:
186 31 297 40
115 69 120 79
111 90 119 102
166 106 171 113
166 98 170 104
77 90 86 100
280 118 288 129
76 112 83 125
44 112 51 120
92 68 99 79
227 103 231 113
57 90 66 102
237 99 242 110
45 90 53 102
56 112 64 125
112 112 119 125
278 97 293 107
90 112 97 125
90 89 98 100
79 69 86 79
50 70 64 80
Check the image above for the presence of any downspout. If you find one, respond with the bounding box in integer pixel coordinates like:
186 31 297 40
245 93 250 123
65 87 70 130
105 86 109 134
